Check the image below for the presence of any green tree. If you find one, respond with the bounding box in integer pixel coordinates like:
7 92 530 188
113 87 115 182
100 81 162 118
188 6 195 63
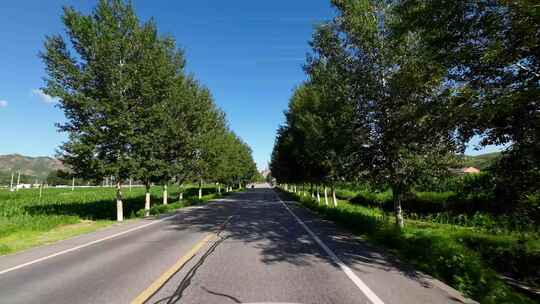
272 0 465 228
325 0 465 227
129 24 185 214
397 0 540 204
41 0 178 220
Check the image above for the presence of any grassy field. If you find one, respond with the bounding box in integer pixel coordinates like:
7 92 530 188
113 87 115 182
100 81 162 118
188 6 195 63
279 188 539 304
0 185 224 255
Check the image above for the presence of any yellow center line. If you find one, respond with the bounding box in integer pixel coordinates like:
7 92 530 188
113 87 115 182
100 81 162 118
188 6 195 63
131 233 216 304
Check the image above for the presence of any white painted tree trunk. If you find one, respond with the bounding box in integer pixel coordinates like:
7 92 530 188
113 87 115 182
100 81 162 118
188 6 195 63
129 178 132 192
39 183 43 202
198 180 203 200
163 184 168 205
316 189 320 203
218 183 221 194
10 171 14 191
324 187 329 206
393 186 405 228
116 181 124 222
144 185 151 217
395 199 404 228
72 177 75 191
332 188 338 207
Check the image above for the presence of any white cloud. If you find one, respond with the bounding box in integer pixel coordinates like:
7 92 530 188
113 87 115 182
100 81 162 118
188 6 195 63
0 100 7 108
31 89 58 104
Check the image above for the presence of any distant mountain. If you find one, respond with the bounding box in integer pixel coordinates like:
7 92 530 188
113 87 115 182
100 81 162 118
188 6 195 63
463 152 502 170
0 154 65 180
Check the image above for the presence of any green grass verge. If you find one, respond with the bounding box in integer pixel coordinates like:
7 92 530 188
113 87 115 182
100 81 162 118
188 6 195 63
0 220 114 255
0 185 237 256
279 189 538 304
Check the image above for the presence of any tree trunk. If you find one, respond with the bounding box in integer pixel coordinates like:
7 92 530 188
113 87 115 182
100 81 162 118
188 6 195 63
198 179 203 199
116 181 124 222
10 171 14 192
178 184 184 201
316 185 321 203
332 185 338 207
218 183 221 194
324 186 329 206
393 185 405 228
163 184 168 205
144 183 151 217
72 177 75 191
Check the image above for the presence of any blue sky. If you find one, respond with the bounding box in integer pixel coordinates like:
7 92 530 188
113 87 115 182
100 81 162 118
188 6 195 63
0 1 503 170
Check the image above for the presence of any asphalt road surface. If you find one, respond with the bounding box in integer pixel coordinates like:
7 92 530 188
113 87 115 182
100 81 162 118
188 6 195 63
0 185 472 304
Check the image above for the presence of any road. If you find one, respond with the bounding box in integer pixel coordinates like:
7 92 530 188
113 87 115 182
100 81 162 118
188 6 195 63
0 185 471 304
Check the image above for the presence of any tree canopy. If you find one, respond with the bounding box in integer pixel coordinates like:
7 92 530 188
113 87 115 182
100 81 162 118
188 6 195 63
41 0 257 220
270 0 538 227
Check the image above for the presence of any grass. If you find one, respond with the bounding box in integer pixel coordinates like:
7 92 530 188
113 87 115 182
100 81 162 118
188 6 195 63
0 220 114 255
279 188 539 304
0 184 229 255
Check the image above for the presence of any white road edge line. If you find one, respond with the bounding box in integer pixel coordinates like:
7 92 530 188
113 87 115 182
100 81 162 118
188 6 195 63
0 213 179 276
276 193 385 304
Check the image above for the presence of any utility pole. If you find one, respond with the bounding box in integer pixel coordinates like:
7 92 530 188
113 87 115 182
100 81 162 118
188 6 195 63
16 169 21 191
10 169 14 191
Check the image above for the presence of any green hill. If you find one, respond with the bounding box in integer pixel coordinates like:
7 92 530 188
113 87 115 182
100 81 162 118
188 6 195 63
463 152 502 170
0 154 65 184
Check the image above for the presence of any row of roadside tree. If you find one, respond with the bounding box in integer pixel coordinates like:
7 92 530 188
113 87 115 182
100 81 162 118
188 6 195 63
271 0 539 228
40 0 257 221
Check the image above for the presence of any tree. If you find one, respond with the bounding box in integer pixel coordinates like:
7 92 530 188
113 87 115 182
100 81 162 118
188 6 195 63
320 0 466 227
271 0 465 228
129 22 185 214
42 0 147 221
46 170 72 186
41 0 183 220
396 0 540 203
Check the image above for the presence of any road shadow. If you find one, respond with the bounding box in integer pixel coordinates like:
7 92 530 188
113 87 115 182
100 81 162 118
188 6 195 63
22 187 218 220
156 188 427 280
